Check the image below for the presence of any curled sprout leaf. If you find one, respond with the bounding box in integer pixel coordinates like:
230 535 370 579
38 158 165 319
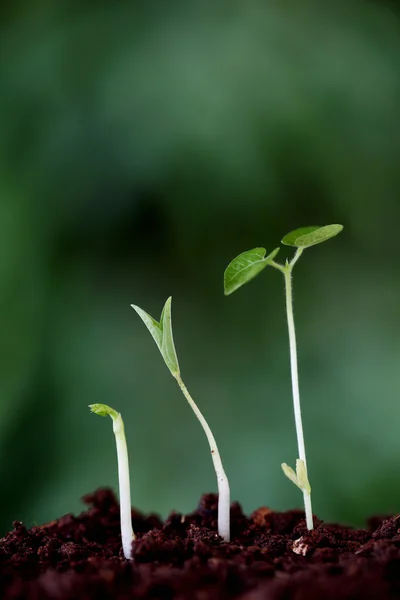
281 459 311 494
282 224 343 248
131 297 180 377
224 247 280 295
89 403 119 420
89 403 124 436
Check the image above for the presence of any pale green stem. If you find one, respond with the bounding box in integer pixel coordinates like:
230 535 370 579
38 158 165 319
175 374 231 542
283 248 314 530
289 247 304 269
112 413 135 558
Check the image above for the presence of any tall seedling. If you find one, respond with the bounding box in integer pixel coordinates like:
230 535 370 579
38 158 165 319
224 225 343 530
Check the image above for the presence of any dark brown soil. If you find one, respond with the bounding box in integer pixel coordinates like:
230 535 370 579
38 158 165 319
1 489 400 599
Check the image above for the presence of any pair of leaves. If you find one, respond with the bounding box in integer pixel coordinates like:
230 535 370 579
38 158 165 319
131 297 180 377
224 224 343 296
281 459 311 494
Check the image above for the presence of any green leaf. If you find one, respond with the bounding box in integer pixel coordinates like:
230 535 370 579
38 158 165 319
131 297 180 377
224 247 280 295
130 304 163 352
89 403 119 421
160 297 180 376
282 224 343 248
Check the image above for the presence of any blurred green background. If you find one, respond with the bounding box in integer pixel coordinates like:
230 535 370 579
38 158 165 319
1 0 400 534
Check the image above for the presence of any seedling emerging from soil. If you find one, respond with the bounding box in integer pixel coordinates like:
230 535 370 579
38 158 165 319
131 297 231 542
224 224 343 530
89 403 135 559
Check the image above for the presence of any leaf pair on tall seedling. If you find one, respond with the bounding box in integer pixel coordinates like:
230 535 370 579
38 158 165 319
90 223 343 559
224 224 343 529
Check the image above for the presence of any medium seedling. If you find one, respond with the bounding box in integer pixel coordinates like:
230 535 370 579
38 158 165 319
224 224 343 530
131 297 231 542
89 403 135 559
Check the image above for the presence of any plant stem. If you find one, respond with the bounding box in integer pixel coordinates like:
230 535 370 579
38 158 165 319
175 374 231 542
283 250 314 530
112 413 135 559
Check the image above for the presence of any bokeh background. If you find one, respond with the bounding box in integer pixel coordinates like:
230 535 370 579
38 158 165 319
1 0 400 535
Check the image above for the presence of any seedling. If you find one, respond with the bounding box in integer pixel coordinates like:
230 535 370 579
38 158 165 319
224 224 343 530
89 403 135 559
131 297 231 542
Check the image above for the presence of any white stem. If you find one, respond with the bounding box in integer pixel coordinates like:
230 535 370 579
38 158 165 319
283 253 314 530
175 374 230 542
113 413 135 559
303 491 313 530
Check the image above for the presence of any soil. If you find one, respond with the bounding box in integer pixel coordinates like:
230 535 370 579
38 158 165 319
1 489 400 599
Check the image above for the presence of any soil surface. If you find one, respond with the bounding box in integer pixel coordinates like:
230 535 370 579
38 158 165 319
1 489 400 599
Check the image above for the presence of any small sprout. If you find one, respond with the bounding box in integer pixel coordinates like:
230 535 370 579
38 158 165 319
224 224 343 530
89 403 135 560
131 298 231 542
